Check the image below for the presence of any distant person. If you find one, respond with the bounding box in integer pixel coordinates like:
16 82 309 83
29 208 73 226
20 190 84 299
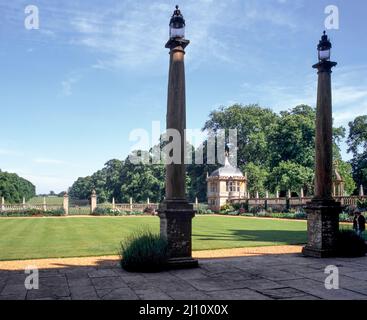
353 209 366 238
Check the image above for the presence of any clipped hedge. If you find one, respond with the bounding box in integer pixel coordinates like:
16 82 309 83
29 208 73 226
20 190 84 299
0 209 65 217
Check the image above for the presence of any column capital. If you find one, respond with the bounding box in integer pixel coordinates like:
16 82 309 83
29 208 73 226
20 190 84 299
165 38 190 50
312 60 337 73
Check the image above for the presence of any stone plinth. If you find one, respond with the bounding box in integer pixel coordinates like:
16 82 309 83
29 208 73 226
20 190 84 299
302 199 341 258
158 199 198 269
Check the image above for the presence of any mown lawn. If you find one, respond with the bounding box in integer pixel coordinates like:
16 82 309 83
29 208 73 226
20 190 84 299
27 196 63 206
0 216 308 261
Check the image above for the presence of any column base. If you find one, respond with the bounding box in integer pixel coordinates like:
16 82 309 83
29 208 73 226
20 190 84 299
302 198 341 258
167 257 199 269
302 246 337 258
158 199 198 269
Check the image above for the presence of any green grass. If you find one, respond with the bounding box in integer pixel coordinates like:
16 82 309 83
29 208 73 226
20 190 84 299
27 196 63 206
0 216 308 261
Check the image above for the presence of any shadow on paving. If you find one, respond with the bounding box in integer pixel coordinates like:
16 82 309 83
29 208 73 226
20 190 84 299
194 229 307 245
1 252 367 300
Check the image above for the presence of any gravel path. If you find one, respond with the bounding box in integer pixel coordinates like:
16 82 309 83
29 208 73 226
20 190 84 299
0 245 303 271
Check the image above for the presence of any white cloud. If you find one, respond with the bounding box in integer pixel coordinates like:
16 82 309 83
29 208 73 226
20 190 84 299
61 75 80 96
64 0 300 70
33 158 68 165
0 149 23 156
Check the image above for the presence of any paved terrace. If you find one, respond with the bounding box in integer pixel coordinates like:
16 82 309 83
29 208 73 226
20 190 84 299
1 252 367 300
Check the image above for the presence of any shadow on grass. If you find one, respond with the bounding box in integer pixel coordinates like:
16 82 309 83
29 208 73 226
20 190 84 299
193 229 307 245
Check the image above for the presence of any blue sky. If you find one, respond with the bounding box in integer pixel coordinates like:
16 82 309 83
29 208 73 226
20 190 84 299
0 0 366 194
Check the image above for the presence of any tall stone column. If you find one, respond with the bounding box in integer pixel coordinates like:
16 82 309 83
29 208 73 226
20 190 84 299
303 32 341 258
158 6 198 269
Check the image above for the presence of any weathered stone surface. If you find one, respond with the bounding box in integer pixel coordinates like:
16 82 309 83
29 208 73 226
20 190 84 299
91 276 128 290
169 268 208 280
159 202 197 268
1 283 26 295
135 288 173 300
2 254 367 300
206 289 270 300
97 287 138 300
168 290 212 300
26 285 70 300
70 285 99 300
259 287 308 299
88 269 118 278
278 278 367 300
67 276 93 288
303 201 341 258
240 279 285 290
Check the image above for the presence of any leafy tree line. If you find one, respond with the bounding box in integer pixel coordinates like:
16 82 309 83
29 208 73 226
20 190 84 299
348 115 367 194
202 104 355 197
0 170 36 203
69 104 363 203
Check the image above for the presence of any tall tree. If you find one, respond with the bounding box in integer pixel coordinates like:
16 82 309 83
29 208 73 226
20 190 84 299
267 105 316 168
203 104 278 167
0 170 36 203
266 161 314 196
347 115 367 192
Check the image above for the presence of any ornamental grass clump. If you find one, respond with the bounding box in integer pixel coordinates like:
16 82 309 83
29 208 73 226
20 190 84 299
336 229 367 257
120 229 168 273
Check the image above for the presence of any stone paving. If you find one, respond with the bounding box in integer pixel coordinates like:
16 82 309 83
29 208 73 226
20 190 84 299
1 253 367 300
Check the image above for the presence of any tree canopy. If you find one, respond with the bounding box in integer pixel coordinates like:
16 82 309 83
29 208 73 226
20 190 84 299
348 115 367 193
0 170 36 203
69 104 359 202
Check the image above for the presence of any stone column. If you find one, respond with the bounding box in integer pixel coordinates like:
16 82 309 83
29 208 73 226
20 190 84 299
22 197 26 210
1 197 4 212
90 190 97 214
129 197 133 211
43 197 47 212
63 193 69 215
112 197 116 210
303 37 341 258
360 185 364 197
158 9 197 269
147 198 150 206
